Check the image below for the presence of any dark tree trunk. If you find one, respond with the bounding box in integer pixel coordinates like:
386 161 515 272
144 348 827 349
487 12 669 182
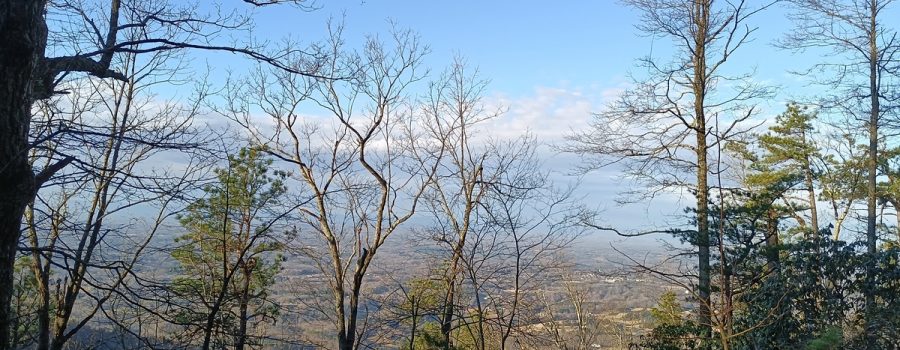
34 277 50 350
865 0 879 341
440 246 466 349
765 210 780 274
439 283 456 349
409 301 418 350
341 271 364 350
236 266 252 350
0 1 48 349
692 0 712 342
804 158 819 235
26 210 51 350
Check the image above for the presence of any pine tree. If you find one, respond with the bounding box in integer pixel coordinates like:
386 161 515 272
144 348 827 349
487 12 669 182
641 290 700 350
171 147 287 350
748 103 821 238
650 291 685 327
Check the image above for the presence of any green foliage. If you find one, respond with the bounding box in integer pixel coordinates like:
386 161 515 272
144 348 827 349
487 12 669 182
405 322 451 350
405 278 442 313
398 277 444 349
650 291 683 327
170 146 287 347
736 103 823 239
639 291 701 350
748 103 817 187
755 104 817 170
655 166 900 350
806 327 843 350
702 183 899 349
10 256 40 347
877 146 900 240
452 311 492 350
737 237 900 349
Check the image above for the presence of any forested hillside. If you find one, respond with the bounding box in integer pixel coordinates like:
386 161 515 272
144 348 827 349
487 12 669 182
1 0 899 349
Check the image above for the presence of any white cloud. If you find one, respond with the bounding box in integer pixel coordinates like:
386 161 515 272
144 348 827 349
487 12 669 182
481 85 623 142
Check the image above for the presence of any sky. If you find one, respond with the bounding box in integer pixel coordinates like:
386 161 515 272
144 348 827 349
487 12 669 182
178 1 846 235
237 1 801 94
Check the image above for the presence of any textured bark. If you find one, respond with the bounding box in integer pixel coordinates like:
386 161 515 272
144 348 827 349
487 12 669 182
340 249 370 350
765 210 780 274
691 0 712 340
1 3 118 348
25 207 51 350
408 300 419 350
440 219 472 349
865 0 879 341
804 152 819 235
439 281 457 348
236 266 252 350
0 1 48 349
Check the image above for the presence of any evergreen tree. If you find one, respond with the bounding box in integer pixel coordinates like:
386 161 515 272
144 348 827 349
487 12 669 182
640 290 700 350
650 291 685 327
10 257 39 348
171 147 287 349
749 103 821 237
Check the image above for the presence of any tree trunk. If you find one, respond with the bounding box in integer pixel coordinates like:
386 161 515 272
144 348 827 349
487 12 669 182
340 292 358 350
48 325 66 350
474 290 486 350
440 243 468 349
765 209 780 274
236 265 252 350
26 208 51 350
440 198 475 349
692 0 712 342
717 203 733 350
804 158 819 236
34 278 50 350
865 0 879 342
764 208 784 344
339 254 369 350
335 288 349 350
696 129 712 340
895 201 900 243
440 282 456 349
409 301 418 350
0 1 48 349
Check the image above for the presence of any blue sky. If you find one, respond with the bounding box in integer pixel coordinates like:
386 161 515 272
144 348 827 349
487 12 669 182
244 1 637 93
183 1 844 233
239 1 799 95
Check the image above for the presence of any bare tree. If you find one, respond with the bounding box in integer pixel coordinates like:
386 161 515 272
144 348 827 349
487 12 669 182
408 58 501 349
540 271 639 350
224 24 434 349
817 131 868 241
0 0 328 346
21 42 210 350
423 136 584 350
402 59 586 349
566 0 774 341
541 276 604 350
483 164 584 350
